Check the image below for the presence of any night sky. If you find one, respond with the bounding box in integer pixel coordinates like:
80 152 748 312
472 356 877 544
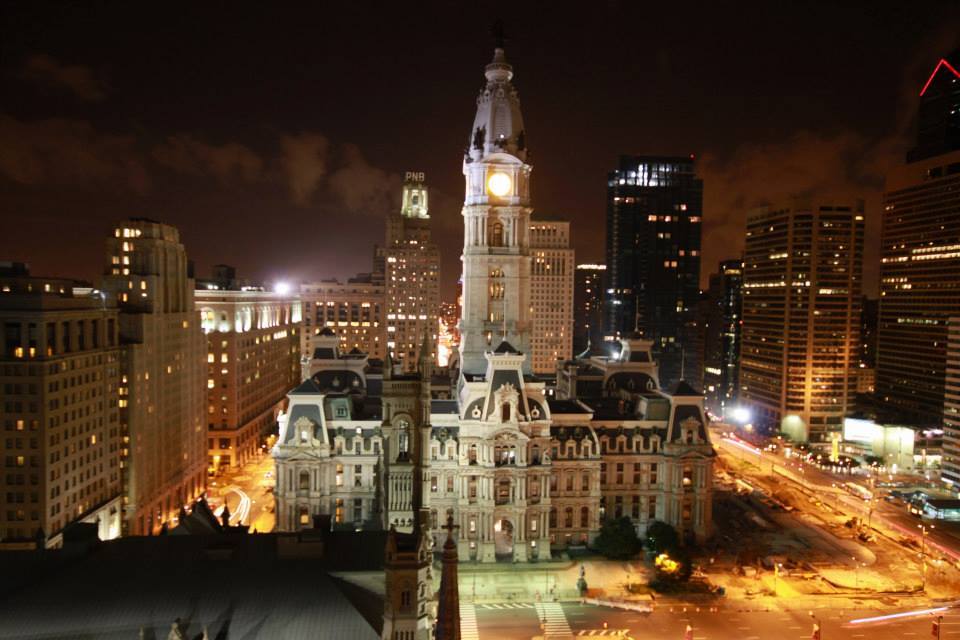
2 2 959 299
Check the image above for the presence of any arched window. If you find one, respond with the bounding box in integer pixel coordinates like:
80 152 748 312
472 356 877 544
492 222 504 247
564 507 574 528
549 507 557 528
502 402 511 422
299 471 310 490
580 506 590 528
397 419 409 458
468 445 478 464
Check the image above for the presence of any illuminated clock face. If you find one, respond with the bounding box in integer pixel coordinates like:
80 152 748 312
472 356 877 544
487 172 512 197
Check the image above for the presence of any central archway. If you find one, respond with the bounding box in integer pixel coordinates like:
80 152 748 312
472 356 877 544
494 518 514 560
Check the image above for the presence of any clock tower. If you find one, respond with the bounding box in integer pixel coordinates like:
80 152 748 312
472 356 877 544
459 42 534 376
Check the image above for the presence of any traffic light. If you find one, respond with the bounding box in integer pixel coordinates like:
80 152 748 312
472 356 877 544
811 622 821 640
684 624 693 640
933 617 941 638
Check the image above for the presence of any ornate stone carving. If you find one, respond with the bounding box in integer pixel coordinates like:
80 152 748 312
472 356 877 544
491 382 520 423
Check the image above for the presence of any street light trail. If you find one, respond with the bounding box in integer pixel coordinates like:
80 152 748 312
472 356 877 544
848 606 949 625
214 487 251 525
714 426 960 563
722 437 761 455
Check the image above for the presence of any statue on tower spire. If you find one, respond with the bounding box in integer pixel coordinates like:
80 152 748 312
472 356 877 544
491 19 506 49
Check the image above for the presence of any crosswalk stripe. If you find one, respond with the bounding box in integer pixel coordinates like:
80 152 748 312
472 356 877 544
480 603 536 610
460 603 479 640
535 602 574 638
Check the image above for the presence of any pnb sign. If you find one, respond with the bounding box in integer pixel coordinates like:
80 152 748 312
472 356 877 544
405 171 426 183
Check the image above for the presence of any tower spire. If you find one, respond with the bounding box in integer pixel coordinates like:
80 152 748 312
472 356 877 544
435 516 461 640
491 19 506 50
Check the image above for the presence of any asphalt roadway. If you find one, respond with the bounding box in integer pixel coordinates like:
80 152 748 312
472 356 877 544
469 600 960 639
714 430 960 564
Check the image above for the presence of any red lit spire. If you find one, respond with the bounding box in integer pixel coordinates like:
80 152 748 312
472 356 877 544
920 58 960 96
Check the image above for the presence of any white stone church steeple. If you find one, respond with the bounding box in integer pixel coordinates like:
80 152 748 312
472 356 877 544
458 43 534 376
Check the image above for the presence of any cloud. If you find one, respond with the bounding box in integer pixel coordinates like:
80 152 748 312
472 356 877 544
152 134 263 182
0 114 148 191
697 130 906 293
23 54 107 102
327 144 402 216
280 133 329 205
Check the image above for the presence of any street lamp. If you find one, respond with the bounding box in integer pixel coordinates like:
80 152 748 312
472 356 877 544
918 523 935 591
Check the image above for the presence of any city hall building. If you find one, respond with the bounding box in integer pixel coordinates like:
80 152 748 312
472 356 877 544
273 45 714 562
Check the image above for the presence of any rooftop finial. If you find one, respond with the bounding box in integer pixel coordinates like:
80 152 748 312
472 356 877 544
492 19 506 49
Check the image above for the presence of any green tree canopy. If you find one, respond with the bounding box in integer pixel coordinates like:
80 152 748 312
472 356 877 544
645 520 680 554
592 516 642 559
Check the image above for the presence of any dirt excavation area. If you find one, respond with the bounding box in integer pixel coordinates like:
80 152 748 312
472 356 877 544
703 457 960 605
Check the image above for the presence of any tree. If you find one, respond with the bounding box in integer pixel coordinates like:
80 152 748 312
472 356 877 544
592 517 642 559
645 520 680 554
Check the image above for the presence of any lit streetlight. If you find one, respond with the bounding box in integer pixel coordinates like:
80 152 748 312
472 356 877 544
918 523 935 591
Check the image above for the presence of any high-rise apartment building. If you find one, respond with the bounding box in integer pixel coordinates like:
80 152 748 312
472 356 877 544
101 220 206 535
605 155 703 390
943 318 960 486
384 172 441 371
740 200 864 443
0 263 123 546
195 282 301 470
528 219 574 374
701 259 743 415
573 264 605 355
877 53 960 428
300 277 385 362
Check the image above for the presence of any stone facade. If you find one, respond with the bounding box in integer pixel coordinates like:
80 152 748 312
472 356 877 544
272 44 713 561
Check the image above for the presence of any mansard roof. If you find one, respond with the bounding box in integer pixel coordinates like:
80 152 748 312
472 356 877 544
432 399 460 414
493 340 521 354
547 399 591 414
290 378 323 395
669 380 702 396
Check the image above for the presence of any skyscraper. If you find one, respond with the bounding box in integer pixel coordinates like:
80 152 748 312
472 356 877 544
300 277 385 361
0 263 123 545
385 172 441 372
101 219 207 535
877 52 960 428
701 259 743 415
908 49 960 163
605 155 703 390
573 264 605 355
942 317 960 487
528 219 574 374
740 200 864 443
195 278 302 471
458 47 534 376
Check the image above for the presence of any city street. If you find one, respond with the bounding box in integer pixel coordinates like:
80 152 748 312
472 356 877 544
207 450 276 533
465 600 960 639
713 428 960 563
